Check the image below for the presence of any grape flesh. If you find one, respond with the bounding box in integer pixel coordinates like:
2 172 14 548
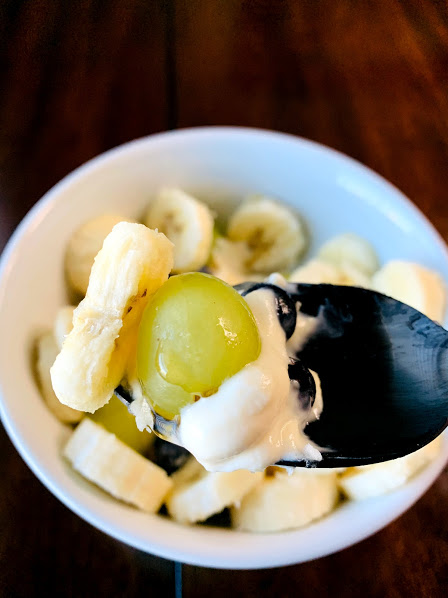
137 273 261 419
91 395 153 454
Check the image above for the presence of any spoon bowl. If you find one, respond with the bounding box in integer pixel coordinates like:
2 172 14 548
278 284 448 467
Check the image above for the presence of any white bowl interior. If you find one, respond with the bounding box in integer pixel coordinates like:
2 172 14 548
1 127 447 569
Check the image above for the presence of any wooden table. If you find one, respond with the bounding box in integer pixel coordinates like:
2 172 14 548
1 1 447 596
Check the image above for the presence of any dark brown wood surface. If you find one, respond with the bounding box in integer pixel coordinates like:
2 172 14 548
1 1 447 596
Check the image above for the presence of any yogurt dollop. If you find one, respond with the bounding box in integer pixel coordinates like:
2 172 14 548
178 287 322 471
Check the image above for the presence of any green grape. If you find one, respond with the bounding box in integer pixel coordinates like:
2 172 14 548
90 395 154 454
137 272 261 419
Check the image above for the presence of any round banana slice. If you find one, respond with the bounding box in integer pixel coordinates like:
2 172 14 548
51 222 174 413
338 437 442 501
166 457 263 524
64 418 172 513
35 333 83 424
289 258 342 284
231 468 339 532
208 237 265 286
53 305 75 350
372 260 447 322
289 258 372 289
318 233 379 276
227 195 307 273
338 261 372 289
65 213 133 297
208 237 250 286
144 188 214 273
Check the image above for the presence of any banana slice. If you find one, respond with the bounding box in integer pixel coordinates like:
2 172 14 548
372 260 447 322
65 213 133 297
166 457 263 524
289 258 342 284
337 261 372 289
338 437 442 500
232 468 339 532
35 333 83 424
208 237 250 286
227 195 307 273
169 456 205 486
144 188 214 273
289 258 372 289
318 233 379 276
53 305 75 350
64 418 172 512
208 237 265 286
51 222 174 413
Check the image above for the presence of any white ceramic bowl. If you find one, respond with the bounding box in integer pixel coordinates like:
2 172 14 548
1 127 447 569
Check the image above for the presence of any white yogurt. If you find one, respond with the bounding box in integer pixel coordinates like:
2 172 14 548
130 284 323 472
177 288 323 471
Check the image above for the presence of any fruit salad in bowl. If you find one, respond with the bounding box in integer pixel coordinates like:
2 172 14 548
40 181 447 530
1 127 448 568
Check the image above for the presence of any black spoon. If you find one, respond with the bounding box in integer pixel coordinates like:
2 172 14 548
116 284 448 468
279 283 448 468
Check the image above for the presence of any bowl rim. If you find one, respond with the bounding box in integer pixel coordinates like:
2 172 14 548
1 126 448 569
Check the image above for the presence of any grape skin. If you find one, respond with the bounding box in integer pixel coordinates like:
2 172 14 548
137 273 261 419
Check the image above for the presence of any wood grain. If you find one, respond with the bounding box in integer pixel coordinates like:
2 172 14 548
173 0 448 237
0 421 174 597
182 470 448 598
0 0 170 252
1 1 448 596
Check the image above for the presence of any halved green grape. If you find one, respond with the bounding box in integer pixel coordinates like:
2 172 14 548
137 272 261 419
91 395 154 454
140 368 193 422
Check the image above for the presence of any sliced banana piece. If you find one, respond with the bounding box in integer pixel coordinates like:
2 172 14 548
318 233 379 276
170 456 205 487
208 237 264 286
227 195 307 273
289 257 372 289
337 261 372 289
51 222 174 413
65 213 133 297
166 457 263 524
232 468 339 532
372 260 447 322
64 418 172 512
289 258 342 284
35 333 83 424
208 237 251 286
144 188 214 273
53 305 75 350
338 437 442 501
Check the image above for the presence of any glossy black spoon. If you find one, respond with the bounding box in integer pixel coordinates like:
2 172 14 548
116 283 448 468
277 283 448 467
